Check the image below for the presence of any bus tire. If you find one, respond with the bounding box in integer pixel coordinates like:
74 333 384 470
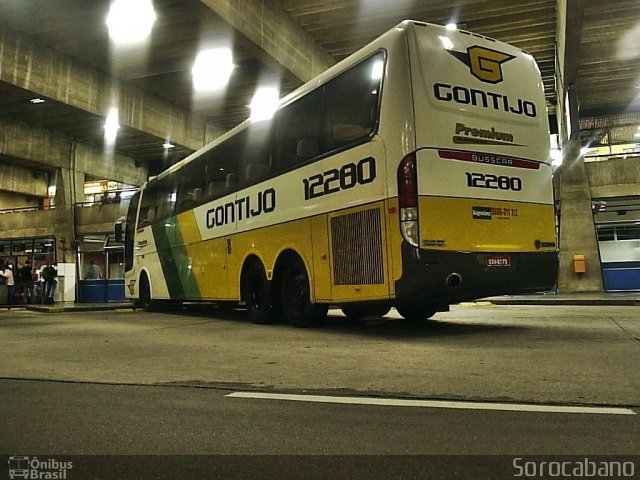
396 305 436 322
341 304 391 320
139 272 155 311
282 258 328 328
241 261 275 324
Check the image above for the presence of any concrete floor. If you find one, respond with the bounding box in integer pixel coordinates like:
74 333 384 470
0 303 638 407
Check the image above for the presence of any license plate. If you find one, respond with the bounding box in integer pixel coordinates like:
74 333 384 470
486 255 510 267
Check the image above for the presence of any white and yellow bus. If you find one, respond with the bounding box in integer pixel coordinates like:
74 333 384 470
118 20 558 326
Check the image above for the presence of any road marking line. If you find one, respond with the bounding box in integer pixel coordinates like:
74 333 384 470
226 392 636 415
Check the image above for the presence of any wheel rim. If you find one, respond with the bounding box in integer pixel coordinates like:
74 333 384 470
287 271 309 315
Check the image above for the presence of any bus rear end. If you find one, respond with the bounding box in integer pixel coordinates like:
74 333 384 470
395 22 558 309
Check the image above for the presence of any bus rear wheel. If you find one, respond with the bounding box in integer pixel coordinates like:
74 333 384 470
282 259 327 328
396 305 437 322
242 261 275 324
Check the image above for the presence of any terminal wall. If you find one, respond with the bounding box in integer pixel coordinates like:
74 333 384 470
586 157 640 199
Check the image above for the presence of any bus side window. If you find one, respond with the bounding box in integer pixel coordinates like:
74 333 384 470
154 178 177 221
274 88 322 169
206 182 226 199
225 173 236 191
323 52 383 150
245 163 270 183
138 187 159 228
297 138 319 160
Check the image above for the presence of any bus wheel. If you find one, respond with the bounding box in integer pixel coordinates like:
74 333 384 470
242 261 275 324
282 259 328 328
396 305 436 322
341 304 391 320
139 273 154 311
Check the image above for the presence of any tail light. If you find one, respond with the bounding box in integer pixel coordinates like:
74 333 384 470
397 152 419 247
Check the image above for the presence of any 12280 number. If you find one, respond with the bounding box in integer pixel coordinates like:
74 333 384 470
465 172 522 191
303 157 376 200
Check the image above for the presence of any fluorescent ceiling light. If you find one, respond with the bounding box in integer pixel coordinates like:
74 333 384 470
249 87 279 122
163 141 175 149
107 0 156 45
104 107 120 143
30 98 45 104
446 23 458 31
192 48 234 91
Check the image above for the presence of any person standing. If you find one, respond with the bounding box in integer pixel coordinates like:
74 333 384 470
0 263 15 305
41 261 58 304
17 260 33 303
86 260 102 280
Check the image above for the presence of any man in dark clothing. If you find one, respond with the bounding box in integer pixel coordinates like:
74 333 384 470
16 260 33 304
41 261 58 304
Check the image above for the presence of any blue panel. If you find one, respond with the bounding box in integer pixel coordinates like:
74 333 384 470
601 263 640 292
78 280 106 303
106 280 126 302
78 279 126 302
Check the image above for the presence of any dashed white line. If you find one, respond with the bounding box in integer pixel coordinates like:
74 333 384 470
226 392 636 415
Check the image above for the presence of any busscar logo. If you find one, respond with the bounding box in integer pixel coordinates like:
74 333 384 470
449 46 515 84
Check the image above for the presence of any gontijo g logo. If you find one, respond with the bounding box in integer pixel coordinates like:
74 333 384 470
448 46 515 84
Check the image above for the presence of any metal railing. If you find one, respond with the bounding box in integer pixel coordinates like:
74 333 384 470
584 153 640 162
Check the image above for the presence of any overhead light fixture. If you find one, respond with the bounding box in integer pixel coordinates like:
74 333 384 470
104 107 120 144
192 48 234 92
446 23 458 31
162 141 175 149
106 0 156 45
30 98 45 104
249 86 279 122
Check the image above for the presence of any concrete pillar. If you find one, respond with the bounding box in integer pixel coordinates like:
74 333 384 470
557 142 603 292
554 0 601 292
52 167 78 264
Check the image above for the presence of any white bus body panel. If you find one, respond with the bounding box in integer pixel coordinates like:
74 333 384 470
406 22 552 205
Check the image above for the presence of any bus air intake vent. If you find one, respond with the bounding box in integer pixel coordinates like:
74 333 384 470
331 208 384 285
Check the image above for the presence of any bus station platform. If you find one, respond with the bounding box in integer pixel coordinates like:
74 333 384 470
484 292 640 306
13 302 135 313
1 292 638 314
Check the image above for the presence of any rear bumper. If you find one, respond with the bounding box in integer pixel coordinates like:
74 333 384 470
395 244 558 306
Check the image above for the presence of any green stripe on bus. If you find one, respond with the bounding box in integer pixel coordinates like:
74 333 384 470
151 220 185 299
174 221 201 299
151 218 202 300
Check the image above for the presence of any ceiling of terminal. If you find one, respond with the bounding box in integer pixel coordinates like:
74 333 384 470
0 0 639 175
